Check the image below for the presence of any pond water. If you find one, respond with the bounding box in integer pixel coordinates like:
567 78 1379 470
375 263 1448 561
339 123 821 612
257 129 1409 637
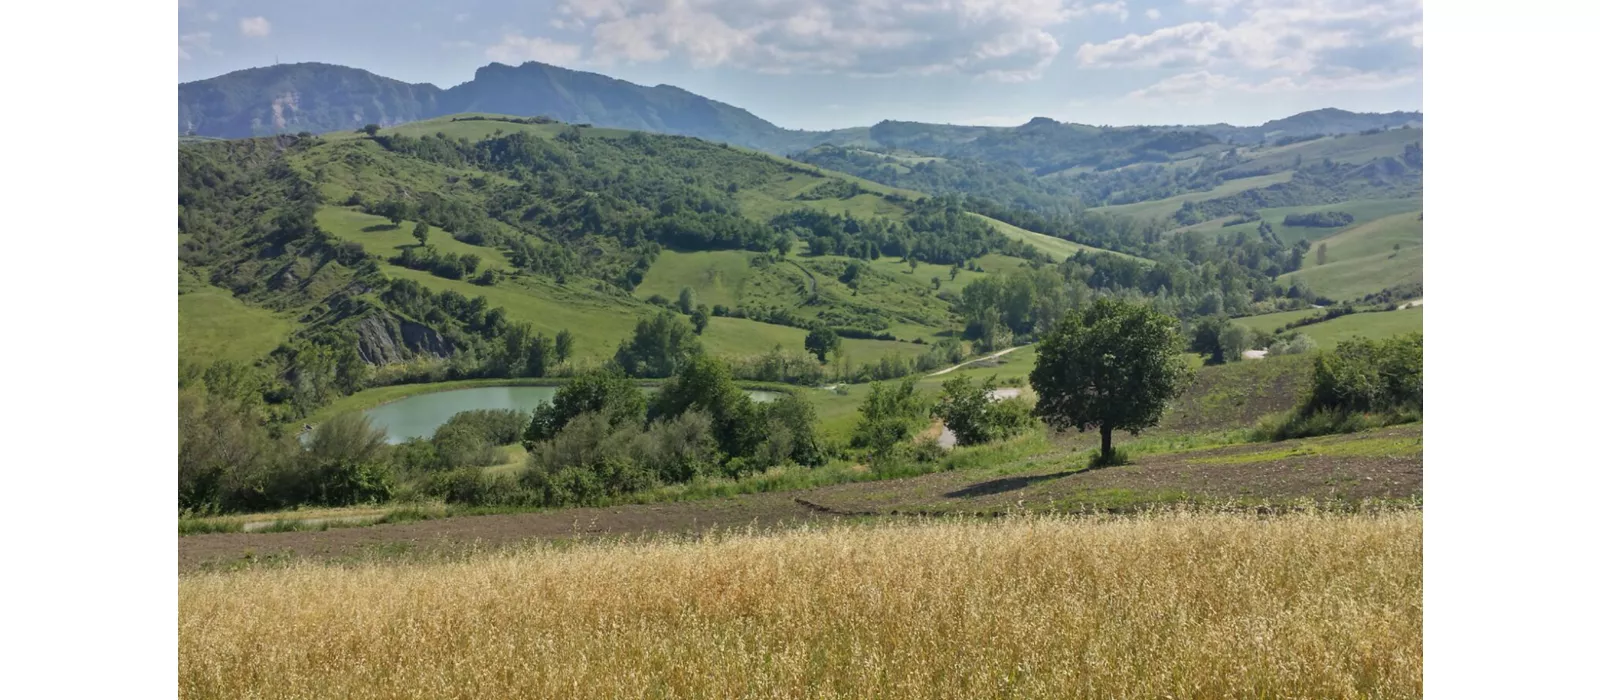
361 385 784 443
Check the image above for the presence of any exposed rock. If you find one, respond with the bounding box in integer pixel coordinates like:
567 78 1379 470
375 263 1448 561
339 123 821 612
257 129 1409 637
351 312 454 365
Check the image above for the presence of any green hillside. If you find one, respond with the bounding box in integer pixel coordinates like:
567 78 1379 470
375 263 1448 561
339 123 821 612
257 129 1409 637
177 114 1052 421
178 273 299 366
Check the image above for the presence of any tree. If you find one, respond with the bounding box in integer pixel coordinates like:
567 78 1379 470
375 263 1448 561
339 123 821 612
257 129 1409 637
1189 316 1232 365
677 287 697 315
1030 298 1191 466
950 266 961 281
850 378 929 454
649 355 761 461
1219 324 1251 363
935 375 1032 446
361 124 380 136
690 305 710 335
413 221 430 246
932 276 942 290
1316 242 1329 266
461 254 481 276
804 327 840 364
554 329 574 363
523 368 647 447
614 310 703 378
526 333 556 377
775 233 794 257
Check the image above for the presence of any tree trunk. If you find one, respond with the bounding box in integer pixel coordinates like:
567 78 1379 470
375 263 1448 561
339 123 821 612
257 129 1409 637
1100 424 1114 465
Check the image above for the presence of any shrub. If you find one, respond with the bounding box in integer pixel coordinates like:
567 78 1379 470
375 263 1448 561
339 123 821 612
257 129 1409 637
729 347 826 385
935 375 1033 446
1257 333 1422 441
614 310 703 378
1305 334 1422 414
1283 211 1355 228
288 413 394 507
851 378 930 454
523 368 647 446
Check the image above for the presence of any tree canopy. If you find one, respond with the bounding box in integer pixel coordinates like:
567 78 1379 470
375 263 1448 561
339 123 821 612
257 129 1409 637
1030 298 1191 465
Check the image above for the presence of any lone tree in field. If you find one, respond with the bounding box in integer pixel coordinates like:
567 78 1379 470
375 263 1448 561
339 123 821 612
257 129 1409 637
1030 298 1191 466
805 327 840 364
554 329 574 363
412 221 430 245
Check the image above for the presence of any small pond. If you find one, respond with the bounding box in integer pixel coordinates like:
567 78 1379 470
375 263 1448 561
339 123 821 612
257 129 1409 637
361 385 784 443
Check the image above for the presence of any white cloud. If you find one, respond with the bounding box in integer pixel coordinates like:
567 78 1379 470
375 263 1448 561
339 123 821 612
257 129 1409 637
1079 0 1421 100
178 31 214 60
1077 22 1229 69
1081 0 1421 72
1145 8 1161 20
554 0 1125 82
486 34 584 66
454 13 471 23
238 16 271 38
1126 68 1417 103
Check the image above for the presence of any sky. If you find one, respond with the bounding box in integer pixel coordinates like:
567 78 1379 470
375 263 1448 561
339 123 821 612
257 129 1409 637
177 0 1422 131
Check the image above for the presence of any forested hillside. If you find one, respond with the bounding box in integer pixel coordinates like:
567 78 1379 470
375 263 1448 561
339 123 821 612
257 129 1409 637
180 114 1349 429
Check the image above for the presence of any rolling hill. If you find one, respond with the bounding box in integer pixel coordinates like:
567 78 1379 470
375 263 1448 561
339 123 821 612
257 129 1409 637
177 113 1084 419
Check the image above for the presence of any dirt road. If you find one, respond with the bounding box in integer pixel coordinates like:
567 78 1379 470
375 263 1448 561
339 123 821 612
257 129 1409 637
927 345 1024 377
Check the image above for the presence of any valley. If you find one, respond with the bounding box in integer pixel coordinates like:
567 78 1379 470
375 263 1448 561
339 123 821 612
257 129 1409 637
177 54 1424 700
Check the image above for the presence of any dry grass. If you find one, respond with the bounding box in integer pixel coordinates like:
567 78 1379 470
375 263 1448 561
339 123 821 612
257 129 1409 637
178 509 1420 699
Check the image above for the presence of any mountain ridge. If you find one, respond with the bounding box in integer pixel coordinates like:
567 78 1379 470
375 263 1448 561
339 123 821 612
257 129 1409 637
180 60 1422 154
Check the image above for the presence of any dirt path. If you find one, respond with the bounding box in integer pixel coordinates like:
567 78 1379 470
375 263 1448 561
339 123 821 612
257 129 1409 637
786 259 818 298
927 345 1024 377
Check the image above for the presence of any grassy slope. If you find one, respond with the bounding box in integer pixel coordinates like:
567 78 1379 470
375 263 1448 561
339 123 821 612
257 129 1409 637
1296 306 1423 347
306 118 965 367
1092 171 1295 221
1293 246 1423 302
1192 197 1423 245
1233 308 1323 336
1223 129 1421 175
1289 212 1424 301
178 276 297 365
975 214 1144 262
632 249 762 310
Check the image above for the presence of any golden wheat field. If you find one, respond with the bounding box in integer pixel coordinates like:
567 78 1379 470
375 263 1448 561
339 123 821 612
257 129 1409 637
178 509 1422 699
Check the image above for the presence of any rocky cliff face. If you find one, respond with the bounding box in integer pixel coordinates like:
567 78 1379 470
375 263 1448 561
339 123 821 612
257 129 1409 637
351 312 454 365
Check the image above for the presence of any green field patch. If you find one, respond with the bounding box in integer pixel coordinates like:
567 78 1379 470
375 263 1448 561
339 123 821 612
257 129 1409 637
1233 308 1323 335
976 214 1143 262
1092 171 1295 221
1292 245 1423 302
178 281 297 365
1295 306 1423 346
1193 197 1423 246
1190 434 1423 465
1226 129 1420 174
633 249 762 309
316 207 512 270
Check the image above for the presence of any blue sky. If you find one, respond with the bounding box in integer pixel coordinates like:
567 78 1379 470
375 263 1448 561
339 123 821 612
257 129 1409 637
178 0 1422 130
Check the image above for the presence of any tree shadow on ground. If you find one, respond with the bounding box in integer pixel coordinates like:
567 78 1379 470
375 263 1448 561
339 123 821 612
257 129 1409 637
943 470 1078 499
362 224 400 232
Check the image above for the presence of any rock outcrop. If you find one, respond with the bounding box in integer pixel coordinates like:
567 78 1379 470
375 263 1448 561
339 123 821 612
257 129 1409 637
351 312 453 365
